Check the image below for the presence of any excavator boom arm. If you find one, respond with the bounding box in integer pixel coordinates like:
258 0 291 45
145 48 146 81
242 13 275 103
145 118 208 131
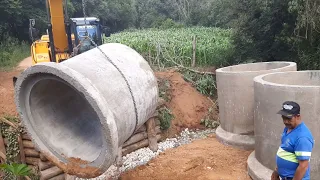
46 0 69 54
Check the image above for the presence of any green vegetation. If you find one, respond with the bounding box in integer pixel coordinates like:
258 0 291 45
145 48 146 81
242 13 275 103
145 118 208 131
0 163 32 179
105 27 235 68
0 116 39 180
1 0 320 70
158 78 171 102
181 70 216 98
200 107 219 129
0 116 22 163
158 107 174 130
0 35 30 71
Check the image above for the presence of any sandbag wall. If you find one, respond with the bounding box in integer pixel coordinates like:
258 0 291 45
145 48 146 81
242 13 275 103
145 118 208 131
0 115 162 180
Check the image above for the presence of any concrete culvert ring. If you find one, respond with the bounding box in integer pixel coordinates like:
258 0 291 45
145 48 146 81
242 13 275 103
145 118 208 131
215 61 297 150
14 43 159 178
27 75 104 162
216 61 296 73
14 63 118 178
249 70 320 180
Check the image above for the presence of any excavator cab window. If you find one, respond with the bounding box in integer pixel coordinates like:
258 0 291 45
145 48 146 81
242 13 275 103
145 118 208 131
76 25 98 43
70 17 103 48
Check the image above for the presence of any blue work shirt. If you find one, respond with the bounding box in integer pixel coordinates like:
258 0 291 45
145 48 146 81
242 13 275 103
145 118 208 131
276 122 314 179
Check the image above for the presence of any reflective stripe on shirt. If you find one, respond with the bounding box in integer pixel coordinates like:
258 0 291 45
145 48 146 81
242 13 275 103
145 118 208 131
295 151 312 157
277 147 298 163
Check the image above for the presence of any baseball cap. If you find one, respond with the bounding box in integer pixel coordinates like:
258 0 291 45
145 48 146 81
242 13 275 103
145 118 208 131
277 101 300 118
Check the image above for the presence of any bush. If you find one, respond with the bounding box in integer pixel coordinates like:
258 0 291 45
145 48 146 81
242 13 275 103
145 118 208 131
182 70 216 98
0 34 30 70
158 107 174 130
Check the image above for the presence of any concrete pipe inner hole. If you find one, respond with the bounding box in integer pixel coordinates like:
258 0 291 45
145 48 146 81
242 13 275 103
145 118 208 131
28 76 103 162
263 71 320 86
220 62 291 72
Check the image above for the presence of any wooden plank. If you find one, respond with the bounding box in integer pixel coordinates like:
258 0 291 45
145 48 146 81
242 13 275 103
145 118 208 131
0 117 18 129
23 140 34 149
40 153 48 161
22 134 31 140
26 157 39 166
133 124 146 134
146 118 158 152
18 134 26 163
192 35 197 67
24 148 40 158
122 134 161 155
48 173 65 180
40 166 63 180
155 119 160 126
123 132 148 147
0 127 6 163
38 160 54 171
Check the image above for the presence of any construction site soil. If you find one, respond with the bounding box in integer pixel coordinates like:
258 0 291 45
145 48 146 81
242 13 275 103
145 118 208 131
0 57 252 180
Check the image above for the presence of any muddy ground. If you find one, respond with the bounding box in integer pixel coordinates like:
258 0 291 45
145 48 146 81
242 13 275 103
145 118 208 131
0 57 253 180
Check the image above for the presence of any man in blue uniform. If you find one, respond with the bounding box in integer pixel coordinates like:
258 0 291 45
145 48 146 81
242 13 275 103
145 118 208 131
271 101 314 180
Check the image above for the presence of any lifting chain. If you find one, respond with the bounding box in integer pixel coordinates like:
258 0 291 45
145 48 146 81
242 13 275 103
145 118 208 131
80 0 139 132
81 0 88 37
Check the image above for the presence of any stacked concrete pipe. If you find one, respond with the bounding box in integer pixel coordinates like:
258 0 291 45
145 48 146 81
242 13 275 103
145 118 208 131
14 43 158 178
248 71 320 180
215 62 297 150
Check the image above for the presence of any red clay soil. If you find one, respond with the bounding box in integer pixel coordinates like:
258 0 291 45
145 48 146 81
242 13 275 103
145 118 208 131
155 69 218 138
120 134 252 180
0 57 31 117
0 70 22 117
121 69 253 180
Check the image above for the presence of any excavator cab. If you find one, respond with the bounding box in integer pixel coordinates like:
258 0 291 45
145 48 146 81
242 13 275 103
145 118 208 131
14 0 110 87
70 17 104 55
28 0 110 65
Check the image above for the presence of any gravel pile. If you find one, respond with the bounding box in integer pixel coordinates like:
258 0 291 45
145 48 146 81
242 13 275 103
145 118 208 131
76 128 216 180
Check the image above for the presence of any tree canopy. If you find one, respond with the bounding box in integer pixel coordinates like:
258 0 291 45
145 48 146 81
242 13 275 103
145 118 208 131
1 0 320 69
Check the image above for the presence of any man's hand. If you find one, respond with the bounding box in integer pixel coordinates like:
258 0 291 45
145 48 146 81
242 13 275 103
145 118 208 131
293 160 309 180
271 170 280 180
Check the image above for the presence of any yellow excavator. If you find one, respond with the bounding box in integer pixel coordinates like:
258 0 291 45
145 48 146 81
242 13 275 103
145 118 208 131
29 0 110 65
13 0 110 85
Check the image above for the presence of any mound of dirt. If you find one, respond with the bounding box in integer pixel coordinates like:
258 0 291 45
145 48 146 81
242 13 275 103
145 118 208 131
120 134 252 180
155 69 218 138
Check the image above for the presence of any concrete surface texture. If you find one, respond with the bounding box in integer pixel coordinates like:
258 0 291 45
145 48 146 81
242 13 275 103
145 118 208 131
215 62 297 150
14 43 158 178
250 70 320 180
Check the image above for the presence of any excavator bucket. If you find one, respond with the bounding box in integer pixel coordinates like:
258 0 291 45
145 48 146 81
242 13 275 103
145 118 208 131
31 41 51 64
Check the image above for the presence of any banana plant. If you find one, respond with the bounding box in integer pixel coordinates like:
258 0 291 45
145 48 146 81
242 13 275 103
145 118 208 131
0 163 31 179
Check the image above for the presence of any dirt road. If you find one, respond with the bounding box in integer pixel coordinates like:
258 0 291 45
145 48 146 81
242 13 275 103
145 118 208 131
0 57 31 116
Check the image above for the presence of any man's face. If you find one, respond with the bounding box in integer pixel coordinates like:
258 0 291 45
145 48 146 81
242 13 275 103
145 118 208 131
282 115 300 129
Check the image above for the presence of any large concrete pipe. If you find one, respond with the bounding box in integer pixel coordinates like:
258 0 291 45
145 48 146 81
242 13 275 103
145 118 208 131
215 62 297 150
248 71 320 180
14 43 158 178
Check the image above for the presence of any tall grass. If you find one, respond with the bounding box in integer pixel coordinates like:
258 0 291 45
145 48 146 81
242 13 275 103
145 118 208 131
104 27 235 68
0 35 30 71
